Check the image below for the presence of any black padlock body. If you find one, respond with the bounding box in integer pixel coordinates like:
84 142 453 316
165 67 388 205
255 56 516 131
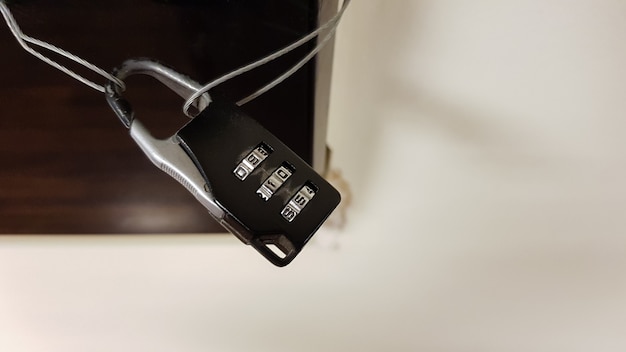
177 101 341 264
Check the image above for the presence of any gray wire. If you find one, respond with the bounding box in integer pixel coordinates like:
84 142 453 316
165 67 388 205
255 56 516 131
237 8 342 106
183 0 351 116
0 1 125 93
1 0 349 107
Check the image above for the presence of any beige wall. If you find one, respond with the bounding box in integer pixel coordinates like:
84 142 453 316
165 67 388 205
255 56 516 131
2 1 626 351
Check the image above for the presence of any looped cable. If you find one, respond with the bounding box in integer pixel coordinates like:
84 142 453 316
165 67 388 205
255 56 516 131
182 0 351 116
1 0 350 107
0 1 125 93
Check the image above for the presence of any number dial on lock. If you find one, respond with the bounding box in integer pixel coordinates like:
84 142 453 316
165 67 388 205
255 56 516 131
176 101 341 266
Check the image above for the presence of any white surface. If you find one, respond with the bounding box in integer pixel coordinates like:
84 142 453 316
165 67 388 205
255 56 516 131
3 1 626 351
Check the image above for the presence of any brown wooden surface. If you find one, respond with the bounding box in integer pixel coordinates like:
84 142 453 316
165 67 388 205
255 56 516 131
0 0 320 233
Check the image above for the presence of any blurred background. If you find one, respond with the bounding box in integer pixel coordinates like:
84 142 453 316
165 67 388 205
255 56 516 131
2 0 626 351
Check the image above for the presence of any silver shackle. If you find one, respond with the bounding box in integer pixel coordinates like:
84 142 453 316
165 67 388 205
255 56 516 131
105 59 211 128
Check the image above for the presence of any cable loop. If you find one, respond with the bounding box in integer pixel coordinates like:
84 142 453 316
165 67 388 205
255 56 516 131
0 1 125 93
1 0 350 112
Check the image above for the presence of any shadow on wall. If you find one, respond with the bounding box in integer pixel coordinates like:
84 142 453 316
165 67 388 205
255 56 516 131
339 1 571 183
333 0 520 198
330 0 425 199
372 1 515 151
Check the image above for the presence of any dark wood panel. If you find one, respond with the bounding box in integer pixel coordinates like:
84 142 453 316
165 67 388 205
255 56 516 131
0 0 321 233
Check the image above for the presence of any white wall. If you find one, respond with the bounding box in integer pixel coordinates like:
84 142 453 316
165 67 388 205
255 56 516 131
2 1 626 351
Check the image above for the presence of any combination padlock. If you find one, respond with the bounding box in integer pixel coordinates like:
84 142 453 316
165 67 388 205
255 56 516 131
105 60 341 266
